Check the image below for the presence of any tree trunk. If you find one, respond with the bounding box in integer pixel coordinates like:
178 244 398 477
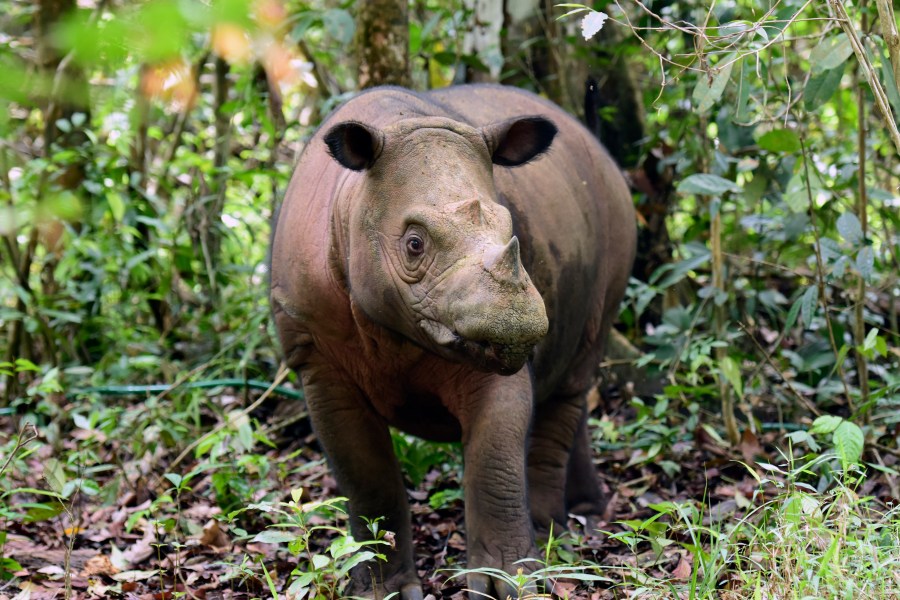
462 0 505 82
355 0 410 88
36 0 90 187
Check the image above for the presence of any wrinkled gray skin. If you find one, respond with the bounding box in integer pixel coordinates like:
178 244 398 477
270 84 635 598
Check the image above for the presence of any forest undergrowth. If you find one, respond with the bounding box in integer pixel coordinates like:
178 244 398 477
3 0 900 598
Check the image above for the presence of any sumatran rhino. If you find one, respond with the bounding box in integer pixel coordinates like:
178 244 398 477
270 84 636 598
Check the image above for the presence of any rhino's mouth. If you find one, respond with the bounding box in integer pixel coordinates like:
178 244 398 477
418 319 533 375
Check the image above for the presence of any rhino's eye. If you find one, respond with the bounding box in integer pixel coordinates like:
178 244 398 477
406 234 425 257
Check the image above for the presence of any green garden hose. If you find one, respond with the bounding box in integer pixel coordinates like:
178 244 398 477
71 378 303 399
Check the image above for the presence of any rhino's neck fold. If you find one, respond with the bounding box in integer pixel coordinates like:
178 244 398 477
329 172 358 287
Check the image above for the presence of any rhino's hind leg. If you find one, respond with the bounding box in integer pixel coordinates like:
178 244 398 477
527 393 587 539
300 364 423 599
565 406 607 520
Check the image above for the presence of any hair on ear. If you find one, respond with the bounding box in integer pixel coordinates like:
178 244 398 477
486 116 558 167
323 121 384 171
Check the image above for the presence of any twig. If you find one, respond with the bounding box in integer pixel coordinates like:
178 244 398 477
874 0 900 94
799 136 856 411
854 34 871 419
870 447 900 497
711 199 739 445
297 39 336 99
0 423 38 477
159 52 209 180
167 364 291 472
831 0 900 157
738 322 822 417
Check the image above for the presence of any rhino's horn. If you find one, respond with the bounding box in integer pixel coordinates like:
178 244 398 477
449 198 484 226
483 236 522 282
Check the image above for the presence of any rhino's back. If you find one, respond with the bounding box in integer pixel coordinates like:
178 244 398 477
427 85 636 399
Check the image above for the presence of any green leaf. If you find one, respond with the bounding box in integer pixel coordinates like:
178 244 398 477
810 414 842 435
44 459 67 494
14 358 40 372
861 327 878 352
800 285 818 326
106 192 125 222
0 557 23 580
24 502 65 523
855 246 874 281
311 553 331 570
252 530 298 544
810 33 854 74
136 0 190 62
782 170 822 212
735 59 752 122
817 536 840 578
323 9 355 45
882 46 900 116
164 473 183 489
259 557 279 599
784 293 802 330
757 129 801 153
677 174 740 196
693 58 736 113
875 334 888 357
805 63 846 110
335 551 380 579
833 421 864 470
719 356 743 397
837 212 863 245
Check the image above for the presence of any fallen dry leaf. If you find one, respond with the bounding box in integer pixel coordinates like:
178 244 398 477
199 520 231 551
121 527 157 566
739 429 764 463
82 554 118 577
671 554 692 580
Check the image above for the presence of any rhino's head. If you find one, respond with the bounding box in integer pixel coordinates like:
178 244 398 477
323 114 555 375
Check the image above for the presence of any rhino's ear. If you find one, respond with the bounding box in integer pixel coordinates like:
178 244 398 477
323 121 384 171
483 116 558 167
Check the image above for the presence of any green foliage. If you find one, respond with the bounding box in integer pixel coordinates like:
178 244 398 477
232 493 390 599
1 0 899 595
599 458 900 598
0 424 38 580
391 431 461 487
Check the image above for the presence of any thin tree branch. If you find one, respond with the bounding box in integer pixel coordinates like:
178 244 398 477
832 0 900 157
874 0 900 95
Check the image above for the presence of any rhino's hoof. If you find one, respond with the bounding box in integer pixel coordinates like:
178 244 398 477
346 566 423 600
466 570 538 600
400 582 425 600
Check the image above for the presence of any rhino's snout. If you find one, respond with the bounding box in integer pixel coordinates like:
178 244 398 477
416 236 548 374
418 318 541 376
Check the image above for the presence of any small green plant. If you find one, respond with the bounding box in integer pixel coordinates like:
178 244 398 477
594 395 694 479
448 562 614 599
227 490 391 599
786 414 865 479
390 431 461 487
0 423 39 580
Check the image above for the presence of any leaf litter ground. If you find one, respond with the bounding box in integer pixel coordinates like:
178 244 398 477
2 387 898 600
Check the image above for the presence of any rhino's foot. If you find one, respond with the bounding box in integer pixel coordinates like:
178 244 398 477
466 570 538 600
465 542 543 600
534 517 570 546
568 496 613 534
346 564 423 600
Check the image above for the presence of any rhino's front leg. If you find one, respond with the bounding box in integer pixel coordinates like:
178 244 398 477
456 368 540 599
300 362 423 600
